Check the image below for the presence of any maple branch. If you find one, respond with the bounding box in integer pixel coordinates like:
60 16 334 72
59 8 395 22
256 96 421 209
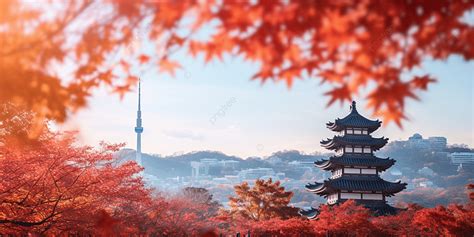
0 195 63 227
0 1 94 57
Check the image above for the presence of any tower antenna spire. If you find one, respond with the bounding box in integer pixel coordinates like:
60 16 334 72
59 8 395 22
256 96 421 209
138 78 141 111
135 78 144 166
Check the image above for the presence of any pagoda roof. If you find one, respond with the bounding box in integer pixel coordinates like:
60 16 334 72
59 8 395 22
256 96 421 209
298 207 319 220
305 176 406 195
356 200 403 216
299 202 401 219
326 101 381 133
315 154 395 171
320 135 388 151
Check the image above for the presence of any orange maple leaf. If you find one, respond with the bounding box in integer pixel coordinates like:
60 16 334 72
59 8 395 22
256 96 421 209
138 54 150 64
158 59 181 76
324 85 352 107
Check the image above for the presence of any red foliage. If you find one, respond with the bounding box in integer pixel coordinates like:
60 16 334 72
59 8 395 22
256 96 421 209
371 204 423 236
312 200 374 236
2 1 473 125
1 107 473 235
0 105 150 235
242 218 314 237
144 197 219 236
229 179 298 221
412 204 474 236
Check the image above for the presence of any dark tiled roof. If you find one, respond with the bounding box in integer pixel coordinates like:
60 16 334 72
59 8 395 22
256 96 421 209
300 202 403 220
320 135 388 150
326 101 381 133
305 182 324 192
306 176 406 195
315 154 395 171
364 202 402 216
350 200 403 216
298 207 319 220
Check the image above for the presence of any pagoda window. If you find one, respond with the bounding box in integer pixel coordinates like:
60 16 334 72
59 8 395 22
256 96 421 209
346 128 353 134
354 146 363 153
341 192 362 199
362 193 383 200
361 168 377 174
362 129 368 135
344 145 353 153
344 168 360 174
353 128 362 135
363 146 371 153
328 193 338 204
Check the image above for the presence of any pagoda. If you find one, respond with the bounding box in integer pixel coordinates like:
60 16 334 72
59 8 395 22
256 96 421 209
300 101 406 219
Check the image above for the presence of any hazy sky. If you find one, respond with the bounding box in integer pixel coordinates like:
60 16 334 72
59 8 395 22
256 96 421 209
63 50 473 158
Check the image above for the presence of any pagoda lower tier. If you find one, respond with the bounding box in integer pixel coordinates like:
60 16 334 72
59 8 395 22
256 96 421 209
306 175 406 202
321 134 388 151
315 154 396 172
299 200 401 218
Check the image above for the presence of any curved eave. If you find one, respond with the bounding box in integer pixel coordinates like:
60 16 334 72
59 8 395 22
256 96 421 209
320 136 388 151
383 182 408 195
326 121 342 131
316 177 407 195
327 120 382 133
318 156 396 171
305 182 329 195
314 159 331 169
299 208 319 220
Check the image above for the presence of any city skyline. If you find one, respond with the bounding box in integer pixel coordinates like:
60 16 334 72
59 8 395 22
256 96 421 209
60 54 473 158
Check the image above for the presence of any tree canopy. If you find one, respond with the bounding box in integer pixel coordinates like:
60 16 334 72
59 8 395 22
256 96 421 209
1 1 473 126
229 178 297 221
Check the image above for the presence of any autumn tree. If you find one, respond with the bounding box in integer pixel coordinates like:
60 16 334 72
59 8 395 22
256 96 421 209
181 187 221 216
1 1 473 126
412 204 474 236
0 103 46 143
312 200 374 237
371 204 424 236
0 105 150 235
238 218 315 237
468 183 474 203
142 196 219 236
229 178 297 221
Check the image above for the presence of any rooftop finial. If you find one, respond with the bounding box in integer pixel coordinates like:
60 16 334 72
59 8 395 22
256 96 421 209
350 101 357 112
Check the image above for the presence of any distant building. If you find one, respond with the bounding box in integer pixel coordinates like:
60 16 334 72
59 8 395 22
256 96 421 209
407 133 430 149
406 133 447 150
449 152 474 166
428 137 447 151
238 168 275 180
219 160 239 169
289 161 314 167
191 158 240 177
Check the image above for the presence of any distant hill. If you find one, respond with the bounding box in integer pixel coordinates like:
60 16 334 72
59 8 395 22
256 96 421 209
114 149 327 179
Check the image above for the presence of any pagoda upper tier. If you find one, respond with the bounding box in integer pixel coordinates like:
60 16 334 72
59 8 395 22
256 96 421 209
315 154 395 172
321 135 388 151
326 101 381 133
305 176 406 196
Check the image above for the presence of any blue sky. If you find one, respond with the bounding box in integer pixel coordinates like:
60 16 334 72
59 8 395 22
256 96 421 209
63 51 473 158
